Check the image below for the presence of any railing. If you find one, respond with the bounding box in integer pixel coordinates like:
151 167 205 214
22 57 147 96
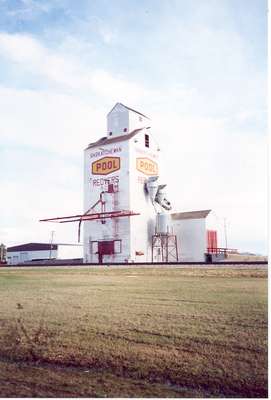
207 247 238 255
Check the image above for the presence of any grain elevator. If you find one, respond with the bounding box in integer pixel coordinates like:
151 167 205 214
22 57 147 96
41 103 216 263
83 103 175 263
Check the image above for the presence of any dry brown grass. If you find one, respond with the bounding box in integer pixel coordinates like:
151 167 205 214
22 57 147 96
0 266 267 397
226 253 268 262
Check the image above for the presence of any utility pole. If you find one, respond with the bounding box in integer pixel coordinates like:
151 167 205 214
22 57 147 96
49 230 55 259
224 218 228 249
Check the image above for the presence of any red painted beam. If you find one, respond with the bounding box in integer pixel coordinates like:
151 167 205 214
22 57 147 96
40 210 140 223
40 210 125 222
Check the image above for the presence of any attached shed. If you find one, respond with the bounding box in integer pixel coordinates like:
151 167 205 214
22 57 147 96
6 243 58 265
171 210 211 262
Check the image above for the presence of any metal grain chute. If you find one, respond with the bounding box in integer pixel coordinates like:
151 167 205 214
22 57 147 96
145 177 172 211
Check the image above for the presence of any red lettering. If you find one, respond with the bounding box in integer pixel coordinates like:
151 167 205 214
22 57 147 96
93 179 100 186
92 176 120 186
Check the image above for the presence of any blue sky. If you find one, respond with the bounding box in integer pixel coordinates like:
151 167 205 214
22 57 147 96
0 0 267 254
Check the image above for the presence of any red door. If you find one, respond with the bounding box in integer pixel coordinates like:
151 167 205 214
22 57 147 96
98 241 115 264
207 230 218 253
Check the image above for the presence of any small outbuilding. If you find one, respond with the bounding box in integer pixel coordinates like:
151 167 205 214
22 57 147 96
171 210 211 262
6 243 58 265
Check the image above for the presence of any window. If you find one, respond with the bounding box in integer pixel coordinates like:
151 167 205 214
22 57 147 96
114 240 122 254
145 134 149 148
90 241 98 254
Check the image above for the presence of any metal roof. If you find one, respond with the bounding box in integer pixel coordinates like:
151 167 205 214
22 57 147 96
107 102 150 119
85 128 144 150
7 243 58 252
171 210 211 220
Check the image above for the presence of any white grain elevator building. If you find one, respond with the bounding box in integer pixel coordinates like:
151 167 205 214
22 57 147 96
83 103 162 263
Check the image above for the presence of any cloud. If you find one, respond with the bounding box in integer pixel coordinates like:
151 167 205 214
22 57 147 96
0 84 109 156
87 15 116 44
4 0 55 21
0 32 153 103
0 32 90 89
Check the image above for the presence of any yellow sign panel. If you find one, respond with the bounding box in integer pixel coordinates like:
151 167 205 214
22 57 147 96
136 158 158 176
92 157 120 175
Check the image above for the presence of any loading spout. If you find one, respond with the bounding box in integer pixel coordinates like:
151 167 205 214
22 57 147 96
145 176 172 212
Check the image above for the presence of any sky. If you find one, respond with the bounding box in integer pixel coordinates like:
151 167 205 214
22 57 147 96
0 0 267 255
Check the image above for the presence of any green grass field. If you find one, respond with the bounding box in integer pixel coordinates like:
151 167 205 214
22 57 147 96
0 266 267 397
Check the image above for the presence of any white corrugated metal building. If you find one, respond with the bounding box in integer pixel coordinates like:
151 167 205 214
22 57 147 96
6 243 58 265
83 103 158 263
171 210 211 262
6 243 84 264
